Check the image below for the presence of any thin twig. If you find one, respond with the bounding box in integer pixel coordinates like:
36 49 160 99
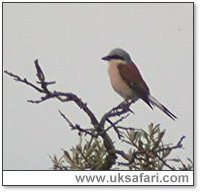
4 70 45 93
106 118 123 139
155 153 175 170
58 110 97 137
104 113 130 132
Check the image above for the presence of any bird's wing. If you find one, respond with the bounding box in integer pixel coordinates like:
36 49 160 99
117 63 152 108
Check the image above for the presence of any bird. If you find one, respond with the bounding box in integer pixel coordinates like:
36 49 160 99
102 48 177 120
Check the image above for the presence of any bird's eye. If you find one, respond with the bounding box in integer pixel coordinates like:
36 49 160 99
110 55 125 60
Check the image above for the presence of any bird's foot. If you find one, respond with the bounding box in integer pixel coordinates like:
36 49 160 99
117 99 134 114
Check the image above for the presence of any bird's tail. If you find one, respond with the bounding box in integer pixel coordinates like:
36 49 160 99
148 95 177 121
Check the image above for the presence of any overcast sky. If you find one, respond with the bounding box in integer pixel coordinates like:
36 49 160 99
3 3 193 170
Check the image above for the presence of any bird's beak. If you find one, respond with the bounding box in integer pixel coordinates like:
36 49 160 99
101 55 111 61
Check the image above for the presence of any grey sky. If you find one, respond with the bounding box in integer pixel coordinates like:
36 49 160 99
3 3 193 170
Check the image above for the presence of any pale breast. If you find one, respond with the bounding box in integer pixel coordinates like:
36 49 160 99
108 61 138 101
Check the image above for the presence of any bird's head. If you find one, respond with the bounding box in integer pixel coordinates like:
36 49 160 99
102 48 132 63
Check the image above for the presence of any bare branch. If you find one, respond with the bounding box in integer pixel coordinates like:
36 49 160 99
4 70 45 93
155 135 185 153
104 113 130 132
115 150 129 161
100 101 134 128
58 110 97 137
106 118 123 139
4 60 117 170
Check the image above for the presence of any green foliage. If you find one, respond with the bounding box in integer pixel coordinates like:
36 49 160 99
50 137 107 170
122 123 173 170
50 123 193 170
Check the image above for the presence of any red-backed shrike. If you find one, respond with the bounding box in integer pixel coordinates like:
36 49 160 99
102 48 177 120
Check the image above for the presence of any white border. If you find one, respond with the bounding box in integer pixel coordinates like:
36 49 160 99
3 171 194 186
